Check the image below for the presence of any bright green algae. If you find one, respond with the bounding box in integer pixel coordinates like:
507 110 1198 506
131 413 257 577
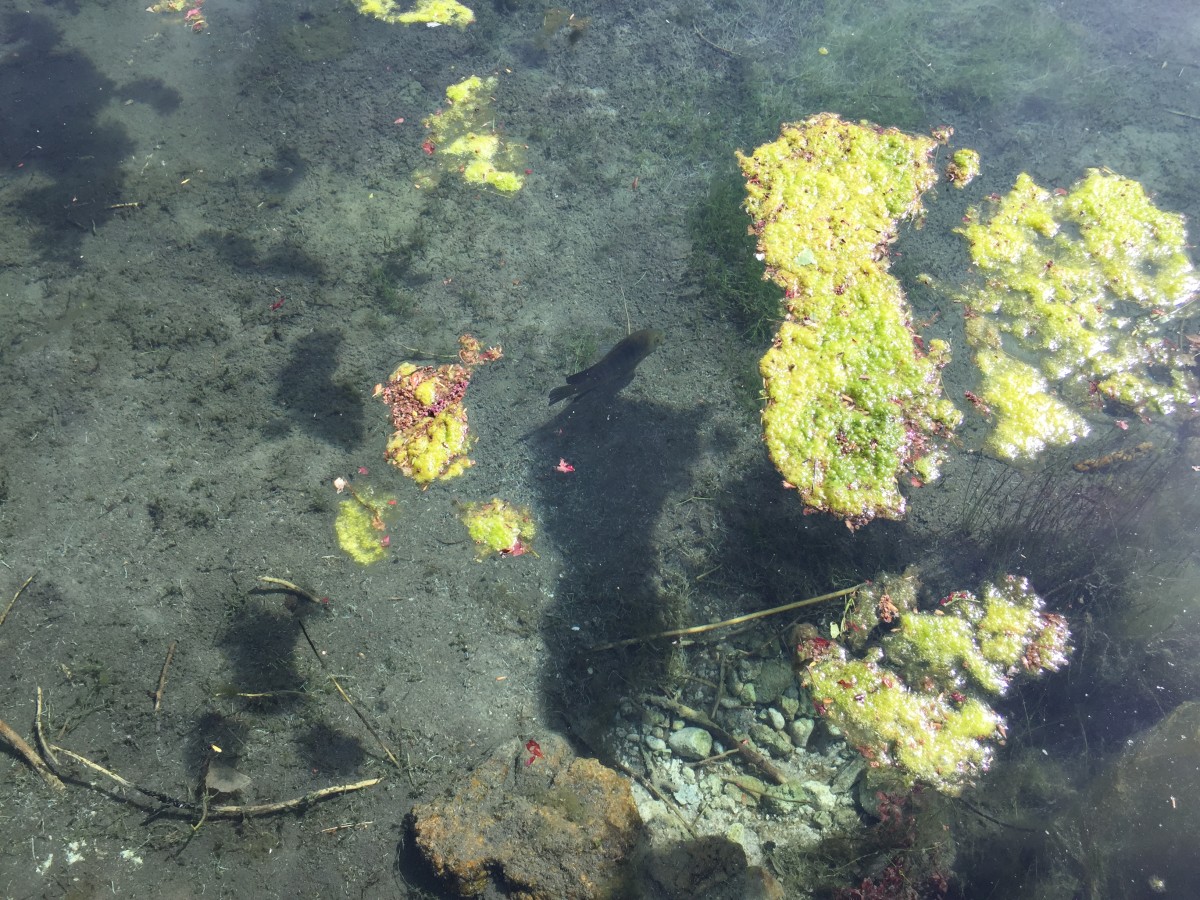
806 649 1002 794
739 114 961 528
959 169 1199 460
799 573 1070 794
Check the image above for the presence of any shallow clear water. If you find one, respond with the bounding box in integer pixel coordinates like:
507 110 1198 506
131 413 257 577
0 1 1197 897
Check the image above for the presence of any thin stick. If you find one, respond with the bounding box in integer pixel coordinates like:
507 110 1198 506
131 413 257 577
50 742 381 818
1165 108 1200 121
609 757 697 840
693 24 736 57
329 675 402 770
257 576 324 606
0 573 36 628
52 744 136 789
207 778 382 818
153 641 177 715
688 747 742 769
35 687 58 768
320 821 374 835
295 618 403 772
591 584 865 651
709 653 726 720
0 716 65 792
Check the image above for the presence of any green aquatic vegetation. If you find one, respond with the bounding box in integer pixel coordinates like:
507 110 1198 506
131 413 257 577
738 114 962 528
781 0 1100 128
946 148 981 188
461 498 536 558
420 76 525 192
974 350 1091 461
798 572 1070 794
959 169 1199 460
334 487 396 565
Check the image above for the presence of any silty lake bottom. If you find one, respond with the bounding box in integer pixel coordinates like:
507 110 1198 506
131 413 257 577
0 0 1197 897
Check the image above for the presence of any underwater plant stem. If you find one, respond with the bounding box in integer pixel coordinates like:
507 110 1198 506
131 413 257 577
35 687 58 769
609 756 698 840
591 584 865 650
693 24 736 57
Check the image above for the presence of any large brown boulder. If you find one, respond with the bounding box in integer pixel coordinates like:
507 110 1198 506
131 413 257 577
411 733 642 898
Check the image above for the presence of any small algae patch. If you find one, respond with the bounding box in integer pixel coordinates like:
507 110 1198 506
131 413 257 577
334 489 397 565
805 651 1001 794
739 114 962 528
353 0 475 27
946 148 981 188
375 336 502 487
958 169 1199 460
422 76 525 193
461 498 536 558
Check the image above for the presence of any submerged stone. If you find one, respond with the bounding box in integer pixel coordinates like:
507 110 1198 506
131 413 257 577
411 734 641 898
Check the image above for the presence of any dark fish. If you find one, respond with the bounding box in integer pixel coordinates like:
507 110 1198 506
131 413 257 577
549 328 664 404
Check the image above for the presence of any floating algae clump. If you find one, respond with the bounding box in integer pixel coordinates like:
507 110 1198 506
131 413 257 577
422 76 525 192
738 114 962 528
461 498 536 558
336 489 396 566
946 148 981 188
958 169 1199 460
374 335 502 486
353 0 475 27
798 572 1070 794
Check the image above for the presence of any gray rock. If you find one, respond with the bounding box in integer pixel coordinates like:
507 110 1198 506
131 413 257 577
763 780 809 816
644 735 667 752
748 723 794 759
766 707 786 731
780 694 800 720
802 779 837 810
789 717 815 749
672 782 702 807
668 726 713 761
831 759 866 793
755 659 798 705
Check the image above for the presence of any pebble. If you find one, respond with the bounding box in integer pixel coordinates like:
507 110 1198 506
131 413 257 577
673 782 702 807
667 726 713 761
789 718 815 748
766 707 786 731
645 735 667 752
748 723 793 758
802 779 837 810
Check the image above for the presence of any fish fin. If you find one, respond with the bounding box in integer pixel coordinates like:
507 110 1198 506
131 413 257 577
564 364 597 385
548 384 575 405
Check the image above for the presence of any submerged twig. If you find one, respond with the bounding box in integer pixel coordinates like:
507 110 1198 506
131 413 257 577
693 24 736 57
294 618 404 774
257 576 325 606
0 573 36 628
51 741 380 818
153 640 177 715
0 713 65 792
591 584 865 651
